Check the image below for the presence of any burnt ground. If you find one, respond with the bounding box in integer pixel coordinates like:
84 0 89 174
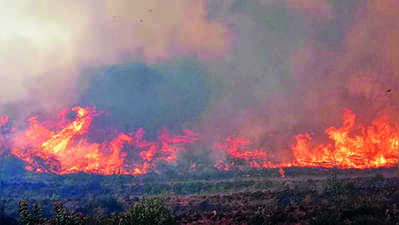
0 161 398 224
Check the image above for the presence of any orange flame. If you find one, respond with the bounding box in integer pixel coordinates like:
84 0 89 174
215 136 267 160
279 168 285 178
215 109 399 170
293 110 398 168
7 107 198 175
0 107 397 175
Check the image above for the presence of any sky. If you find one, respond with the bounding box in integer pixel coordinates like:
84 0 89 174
1 0 399 152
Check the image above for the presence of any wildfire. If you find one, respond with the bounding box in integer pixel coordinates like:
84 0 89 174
5 107 198 175
279 168 285 178
0 107 397 176
292 110 398 169
216 109 399 170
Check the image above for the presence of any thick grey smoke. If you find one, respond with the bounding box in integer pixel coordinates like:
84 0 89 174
195 0 399 156
3 0 399 158
0 0 230 118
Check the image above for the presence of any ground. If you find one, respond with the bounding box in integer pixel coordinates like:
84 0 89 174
0 164 398 224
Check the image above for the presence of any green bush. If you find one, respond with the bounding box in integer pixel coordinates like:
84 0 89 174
18 200 44 225
53 201 85 225
121 197 176 225
18 200 31 225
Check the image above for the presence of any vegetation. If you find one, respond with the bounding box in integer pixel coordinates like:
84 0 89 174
0 167 398 224
121 197 176 225
16 198 175 225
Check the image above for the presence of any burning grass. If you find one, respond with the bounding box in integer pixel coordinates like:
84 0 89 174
0 105 398 224
0 106 397 177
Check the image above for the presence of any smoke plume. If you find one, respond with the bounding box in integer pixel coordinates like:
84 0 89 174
0 0 230 117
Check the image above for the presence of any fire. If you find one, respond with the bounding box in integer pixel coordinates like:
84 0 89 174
293 110 398 169
279 168 285 178
216 109 399 170
0 107 397 176
5 107 198 175
215 136 267 161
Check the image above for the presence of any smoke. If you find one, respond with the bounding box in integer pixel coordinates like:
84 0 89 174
0 0 230 117
2 0 399 165
294 0 399 123
77 61 211 132
196 0 399 155
283 0 333 20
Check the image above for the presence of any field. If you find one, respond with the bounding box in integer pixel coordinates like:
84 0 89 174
0 159 398 224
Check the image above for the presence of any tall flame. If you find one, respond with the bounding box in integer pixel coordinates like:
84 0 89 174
216 109 399 170
292 110 398 168
6 107 198 175
0 107 397 175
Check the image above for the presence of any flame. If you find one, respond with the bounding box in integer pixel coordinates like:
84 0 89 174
279 168 285 178
292 110 398 169
0 107 397 176
6 107 198 175
215 136 267 160
215 109 399 170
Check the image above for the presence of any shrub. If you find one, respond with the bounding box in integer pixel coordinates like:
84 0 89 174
53 201 85 225
18 200 31 225
32 203 45 225
121 197 176 225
